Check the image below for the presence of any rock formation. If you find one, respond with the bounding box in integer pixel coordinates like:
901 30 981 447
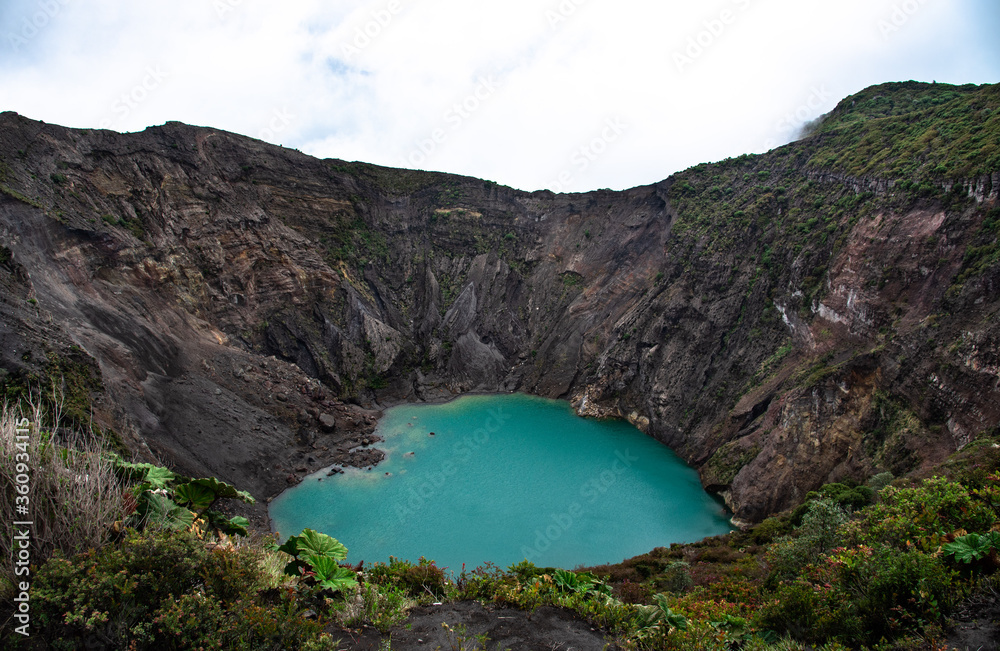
1 80 997 524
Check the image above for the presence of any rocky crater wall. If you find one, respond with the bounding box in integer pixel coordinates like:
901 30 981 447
1 81 998 524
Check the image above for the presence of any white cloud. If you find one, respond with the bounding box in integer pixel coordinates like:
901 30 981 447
1 0 997 192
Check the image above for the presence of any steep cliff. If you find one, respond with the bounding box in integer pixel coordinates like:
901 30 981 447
1 80 998 523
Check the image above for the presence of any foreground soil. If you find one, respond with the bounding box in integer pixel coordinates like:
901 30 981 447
337 602 620 650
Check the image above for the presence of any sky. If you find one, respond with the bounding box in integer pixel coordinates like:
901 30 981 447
1 0 998 193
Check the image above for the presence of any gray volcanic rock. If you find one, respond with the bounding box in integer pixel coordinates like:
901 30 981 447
1 81 998 524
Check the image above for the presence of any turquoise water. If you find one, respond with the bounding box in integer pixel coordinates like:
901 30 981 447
269 394 733 572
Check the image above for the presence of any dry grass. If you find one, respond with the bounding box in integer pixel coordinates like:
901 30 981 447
1 398 123 591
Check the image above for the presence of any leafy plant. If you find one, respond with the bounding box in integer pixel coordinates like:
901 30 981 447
553 568 612 596
368 556 446 598
944 532 1000 564
634 593 689 643
111 456 254 538
278 528 358 593
26 529 335 650
347 582 411 633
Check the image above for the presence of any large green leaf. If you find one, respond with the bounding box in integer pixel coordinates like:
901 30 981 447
278 529 349 577
188 477 255 504
307 555 359 593
944 532 1000 563
635 595 689 639
283 559 308 577
653 594 689 631
554 568 608 595
141 493 195 531
277 535 303 557
295 528 348 561
220 515 250 538
174 482 216 511
204 511 251 537
554 568 585 592
114 459 177 489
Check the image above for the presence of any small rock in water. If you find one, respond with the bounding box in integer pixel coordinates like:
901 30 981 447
429 431 435 436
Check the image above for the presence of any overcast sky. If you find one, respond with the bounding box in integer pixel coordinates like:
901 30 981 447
1 1 998 193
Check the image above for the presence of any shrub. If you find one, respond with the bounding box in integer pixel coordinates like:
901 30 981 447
346 582 412 633
113 457 254 538
846 476 995 551
834 545 958 643
656 561 693 594
24 529 335 649
755 580 854 643
447 562 508 601
867 471 894 492
633 594 688 645
766 500 847 585
615 579 650 604
790 483 873 524
367 556 446 598
746 516 793 545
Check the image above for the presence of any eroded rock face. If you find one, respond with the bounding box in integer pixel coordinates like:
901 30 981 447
1 83 998 523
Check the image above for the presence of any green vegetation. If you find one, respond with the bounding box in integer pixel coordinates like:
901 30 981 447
4 317 1000 649
954 204 1000 286
704 441 760 486
561 271 583 287
327 160 442 196
0 349 105 432
944 531 1000 565
277 529 358 593
3 81 1000 648
0 401 344 649
20 461 1000 649
805 81 1000 180
112 457 254 538
0 183 45 209
29 530 336 650
100 213 147 240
